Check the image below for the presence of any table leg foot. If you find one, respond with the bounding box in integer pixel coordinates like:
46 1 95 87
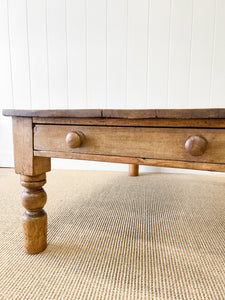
20 174 47 254
128 164 139 176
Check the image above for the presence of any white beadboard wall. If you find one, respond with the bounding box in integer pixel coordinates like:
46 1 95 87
0 0 225 173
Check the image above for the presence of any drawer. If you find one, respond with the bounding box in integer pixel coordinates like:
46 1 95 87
34 125 225 164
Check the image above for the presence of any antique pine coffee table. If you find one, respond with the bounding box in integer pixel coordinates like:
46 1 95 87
3 108 225 254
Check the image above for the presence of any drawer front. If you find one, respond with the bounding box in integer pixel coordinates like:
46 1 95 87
34 125 225 164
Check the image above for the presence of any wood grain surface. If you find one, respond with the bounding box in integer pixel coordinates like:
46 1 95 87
3 108 225 119
32 117 225 128
3 109 102 118
128 164 139 176
102 109 225 119
12 117 51 175
34 124 225 164
21 173 47 254
34 150 225 172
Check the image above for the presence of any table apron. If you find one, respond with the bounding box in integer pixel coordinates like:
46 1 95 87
34 124 225 165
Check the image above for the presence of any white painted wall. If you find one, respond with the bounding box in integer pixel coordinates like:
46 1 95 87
0 0 225 173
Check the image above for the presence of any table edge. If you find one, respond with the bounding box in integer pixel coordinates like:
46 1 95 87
3 108 225 119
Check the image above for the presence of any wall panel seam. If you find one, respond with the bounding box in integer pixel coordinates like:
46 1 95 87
45 0 50 107
187 0 194 108
85 0 88 108
167 0 173 108
6 0 14 108
125 0 128 108
146 0 151 107
25 0 32 108
106 0 108 108
209 0 218 107
65 0 69 108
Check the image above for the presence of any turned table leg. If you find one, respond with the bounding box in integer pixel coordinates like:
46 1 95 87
20 173 47 254
128 164 139 176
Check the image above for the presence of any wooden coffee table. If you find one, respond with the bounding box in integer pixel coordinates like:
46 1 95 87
3 108 225 254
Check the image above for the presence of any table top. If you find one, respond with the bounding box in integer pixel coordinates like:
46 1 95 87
3 108 225 119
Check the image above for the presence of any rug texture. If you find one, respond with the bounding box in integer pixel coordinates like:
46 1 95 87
0 169 224 300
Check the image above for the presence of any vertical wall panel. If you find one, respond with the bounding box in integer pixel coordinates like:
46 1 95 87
8 0 31 108
210 0 225 107
27 0 49 108
67 0 86 108
107 0 127 108
0 0 13 167
0 0 13 108
47 0 68 108
86 0 107 108
189 0 216 108
1 0 225 170
148 0 171 108
126 0 149 108
0 0 13 107
167 0 193 108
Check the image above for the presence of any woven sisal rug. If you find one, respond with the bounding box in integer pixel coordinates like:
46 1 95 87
0 169 224 299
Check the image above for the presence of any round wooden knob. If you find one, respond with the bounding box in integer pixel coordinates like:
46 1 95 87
185 135 207 156
66 131 84 148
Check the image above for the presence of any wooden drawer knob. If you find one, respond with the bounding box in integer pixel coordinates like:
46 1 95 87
66 131 84 148
185 135 207 156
